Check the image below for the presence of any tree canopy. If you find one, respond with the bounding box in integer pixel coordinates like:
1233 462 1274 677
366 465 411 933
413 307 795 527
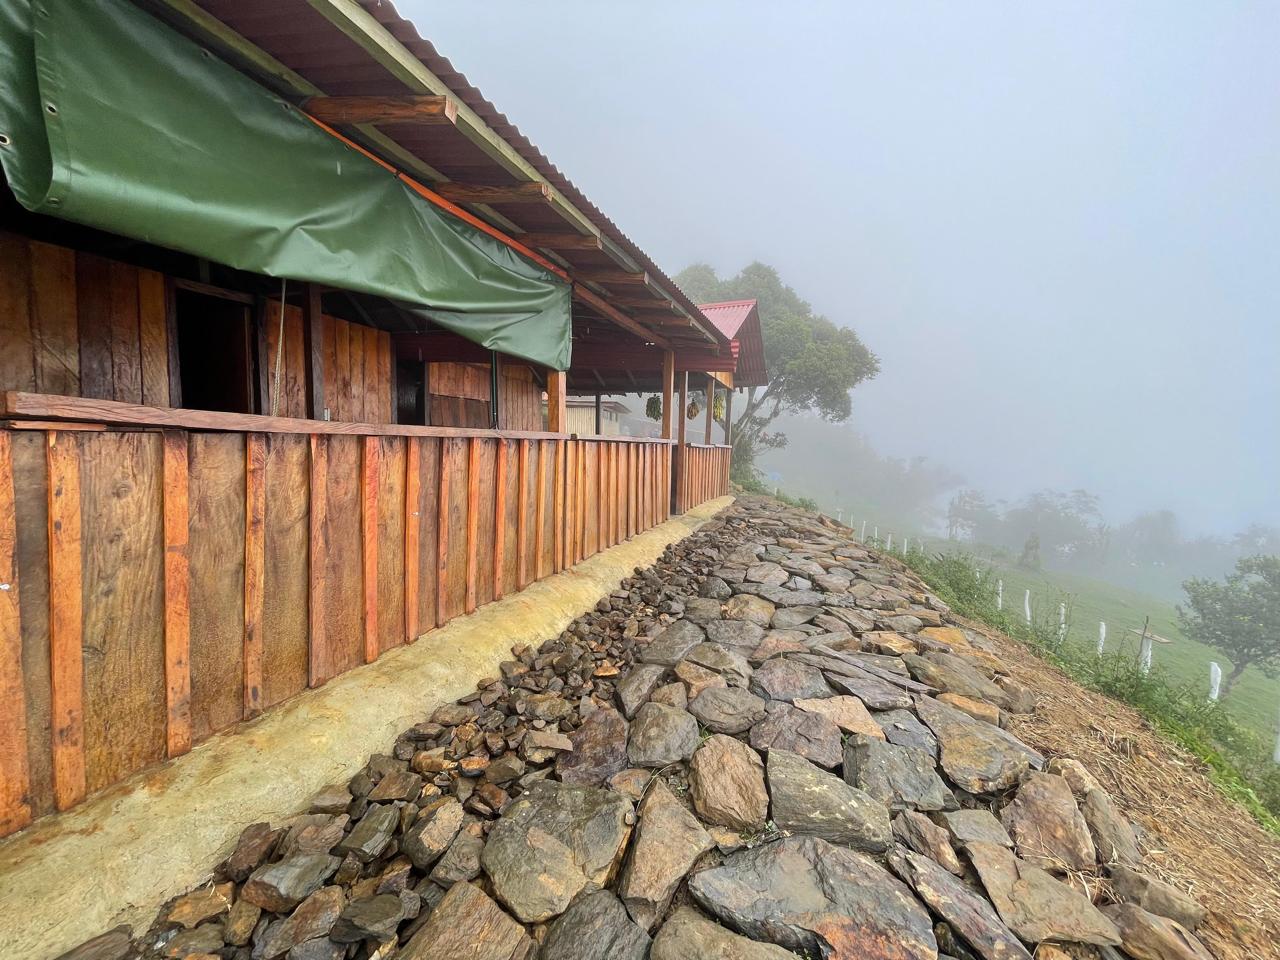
1178 555 1280 698
676 262 879 475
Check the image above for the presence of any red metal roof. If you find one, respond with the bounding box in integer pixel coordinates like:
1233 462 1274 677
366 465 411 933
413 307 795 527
698 300 768 387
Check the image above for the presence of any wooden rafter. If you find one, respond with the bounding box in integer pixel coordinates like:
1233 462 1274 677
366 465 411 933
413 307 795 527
574 268 649 285
303 95 457 125
572 284 671 350
516 233 603 251
610 296 680 312
433 182 553 205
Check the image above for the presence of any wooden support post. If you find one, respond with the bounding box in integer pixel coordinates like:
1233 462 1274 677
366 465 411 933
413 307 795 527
302 283 326 420
161 431 192 757
553 441 564 572
704 378 715 444
465 437 479 614
517 439 529 588
534 440 547 580
243 433 265 717
404 437 421 640
0 431 32 833
436 439 453 626
675 371 688 513
307 435 328 686
547 370 567 433
493 439 507 599
724 388 734 446
361 436 380 661
660 351 675 440
594 393 602 434
490 352 501 430
47 431 85 809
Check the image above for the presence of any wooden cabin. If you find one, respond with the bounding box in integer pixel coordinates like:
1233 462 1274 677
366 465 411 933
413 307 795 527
0 0 762 838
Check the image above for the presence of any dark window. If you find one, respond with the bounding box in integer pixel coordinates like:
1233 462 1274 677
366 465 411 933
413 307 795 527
174 289 253 414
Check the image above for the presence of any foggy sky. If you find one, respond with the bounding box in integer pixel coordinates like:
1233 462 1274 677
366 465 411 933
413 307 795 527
412 1 1279 534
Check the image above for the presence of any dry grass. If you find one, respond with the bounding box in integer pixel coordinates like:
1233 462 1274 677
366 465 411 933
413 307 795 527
959 613 1280 960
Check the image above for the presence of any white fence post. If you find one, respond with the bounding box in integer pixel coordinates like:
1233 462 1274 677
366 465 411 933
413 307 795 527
1024 589 1032 626
903 536 910 553
996 579 1003 611
1058 602 1067 643
836 509 843 524
1139 634 1153 675
873 525 879 541
860 520 867 541
1208 662 1222 702
1273 703 1280 764
886 533 893 552
1097 621 1106 655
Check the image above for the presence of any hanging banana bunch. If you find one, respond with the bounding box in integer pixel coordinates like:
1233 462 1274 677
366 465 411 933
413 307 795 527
645 395 662 421
712 391 726 422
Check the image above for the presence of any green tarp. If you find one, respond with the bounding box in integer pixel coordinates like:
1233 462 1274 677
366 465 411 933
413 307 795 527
0 0 572 370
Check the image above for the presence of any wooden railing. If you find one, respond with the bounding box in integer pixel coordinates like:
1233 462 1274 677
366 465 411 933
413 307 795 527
0 393 672 836
674 442 732 514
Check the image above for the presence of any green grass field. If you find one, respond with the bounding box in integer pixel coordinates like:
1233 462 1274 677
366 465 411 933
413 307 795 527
917 539 1280 741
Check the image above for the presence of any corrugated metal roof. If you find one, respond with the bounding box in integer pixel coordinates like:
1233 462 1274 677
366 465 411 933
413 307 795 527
698 299 768 387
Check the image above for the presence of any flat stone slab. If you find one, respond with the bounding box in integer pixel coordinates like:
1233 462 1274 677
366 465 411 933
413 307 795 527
766 748 891 852
750 658 833 702
556 708 629 786
617 780 714 930
843 734 954 812
1000 772 1096 872
689 686 768 735
688 734 768 831
794 695 884 738
539 890 650 960
748 701 843 768
481 781 633 923
875 708 938 758
399 881 534 960
641 620 707 666
650 906 796 960
628 702 699 767
917 696 1042 793
689 835 937 959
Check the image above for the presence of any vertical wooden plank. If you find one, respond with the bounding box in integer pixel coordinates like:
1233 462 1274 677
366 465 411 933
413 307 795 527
308 435 328 685
348 322 366 423
28 241 79 398
284 305 307 419
75 254 113 400
0 234 35 394
242 433 265 719
416 439 440 632
493 440 507 600
517 440 529 589
188 434 246 740
363 326 379 423
46 431 84 810
436 439 452 626
303 285 326 419
595 443 604 554
320 436 362 679
565 441 576 566
404 437 421 642
577 442 587 563
465 438 480 614
138 269 170 407
162 431 193 753
547 370 567 432
552 440 564 573
377 331 393 423
534 441 547 581
107 261 142 404
0 432 32 834
361 436 379 662
261 434 309 708
334 319 351 422
376 437 406 652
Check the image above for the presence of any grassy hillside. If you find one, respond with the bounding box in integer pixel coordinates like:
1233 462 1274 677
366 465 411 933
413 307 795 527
919 538 1280 741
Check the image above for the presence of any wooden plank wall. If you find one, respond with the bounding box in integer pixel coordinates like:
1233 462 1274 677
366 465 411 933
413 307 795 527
0 425 674 836
426 361 544 431
674 444 731 514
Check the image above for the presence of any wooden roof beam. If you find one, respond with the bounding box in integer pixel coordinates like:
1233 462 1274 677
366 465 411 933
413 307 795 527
610 296 680 312
574 268 649 285
303 95 457 125
433 182 553 205
572 284 671 350
516 232 604 251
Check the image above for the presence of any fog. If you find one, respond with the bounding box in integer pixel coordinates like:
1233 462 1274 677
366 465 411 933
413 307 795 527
414 0 1279 536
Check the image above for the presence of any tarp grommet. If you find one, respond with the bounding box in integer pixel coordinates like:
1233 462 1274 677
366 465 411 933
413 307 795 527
0 134 10 147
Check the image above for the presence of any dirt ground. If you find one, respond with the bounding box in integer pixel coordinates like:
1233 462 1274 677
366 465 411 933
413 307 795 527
956 612 1280 960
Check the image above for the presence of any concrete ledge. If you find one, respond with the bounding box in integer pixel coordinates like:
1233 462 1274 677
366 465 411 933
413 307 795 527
0 496 733 960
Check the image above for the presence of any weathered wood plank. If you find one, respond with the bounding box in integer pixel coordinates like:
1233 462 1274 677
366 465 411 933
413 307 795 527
363 326 380 424
243 433 266 718
553 440 564 573
75 255 114 401
28 241 79 398
0 432 32 834
188 434 246 741
493 439 507 600
162 431 192 754
517 439 529 589
416 438 440 634
0 233 35 395
375 436 405 652
80 432 165 793
403 437 421 642
320 435 363 679
361 436 379 662
533 441 546 581
107 261 142 404
436 438 453 626
377 330 393 424
308 434 328 685
348 320 365 423
138 269 170 408
46 432 85 809
465 438 479 614
262 434 308 708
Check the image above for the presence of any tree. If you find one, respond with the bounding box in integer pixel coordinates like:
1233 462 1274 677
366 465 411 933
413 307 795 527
675 262 879 477
1178 555 1280 699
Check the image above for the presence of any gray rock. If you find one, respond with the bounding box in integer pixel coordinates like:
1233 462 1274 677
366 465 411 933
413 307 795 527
904 653 1009 708
771 605 824 628
688 835 937 959
618 781 714 930
875 709 939 758
286 938 345 960
401 799 464 870
766 748 891 852
748 700 843 768
700 576 733 600
540 890 651 960
651 681 689 709
330 893 404 943
52 927 133 960
966 841 1121 946
689 686 768 735
724 593 777 626
1101 903 1214 960
704 619 765 650
650 906 796 959
1109 865 1206 931
1082 788 1142 868
335 803 399 863
750 658 833 702
686 643 753 687
628 702 700 767
916 696 1042 794
843 734 954 812
397 881 534 960
616 664 667 719
481 780 633 923
937 808 1012 848
746 561 789 586
1000 773 1096 872
888 849 1032 960
893 811 964 875
683 597 724 624
556 708 629 786
824 670 914 710
429 829 484 886
257 885 345 958
642 620 707 666
242 854 340 912
688 734 768 831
